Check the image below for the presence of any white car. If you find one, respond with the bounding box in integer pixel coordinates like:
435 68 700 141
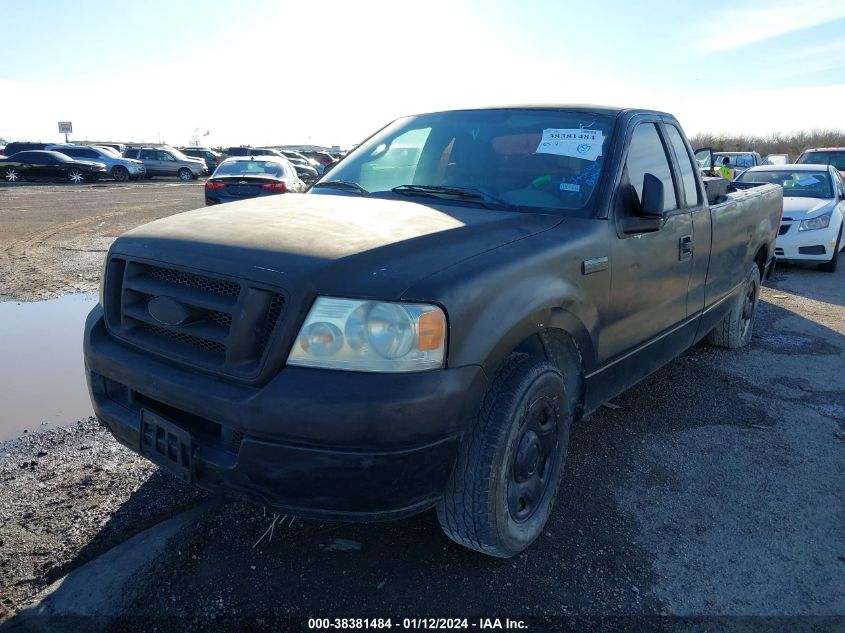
737 164 845 272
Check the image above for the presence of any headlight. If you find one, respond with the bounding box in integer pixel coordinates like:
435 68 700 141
287 297 446 372
799 212 831 231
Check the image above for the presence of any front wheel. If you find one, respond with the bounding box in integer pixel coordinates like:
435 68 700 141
112 166 129 182
67 169 85 184
3 167 20 182
707 262 761 348
437 353 570 557
178 168 193 181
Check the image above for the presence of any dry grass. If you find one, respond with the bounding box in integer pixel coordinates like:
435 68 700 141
688 130 845 161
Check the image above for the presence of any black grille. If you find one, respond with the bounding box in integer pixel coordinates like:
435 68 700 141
141 324 226 356
259 294 286 354
778 224 791 236
148 266 240 297
106 258 287 379
799 245 826 255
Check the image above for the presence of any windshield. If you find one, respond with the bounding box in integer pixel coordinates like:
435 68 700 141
213 159 287 178
320 109 616 215
738 169 833 199
169 148 190 161
798 151 845 170
47 151 73 162
96 146 120 157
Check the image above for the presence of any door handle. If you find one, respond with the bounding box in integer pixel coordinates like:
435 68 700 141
679 235 694 261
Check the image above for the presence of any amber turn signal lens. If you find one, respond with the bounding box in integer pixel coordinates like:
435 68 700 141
417 310 446 351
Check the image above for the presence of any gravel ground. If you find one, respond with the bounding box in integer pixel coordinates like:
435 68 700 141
0 419 204 621
0 184 843 631
0 181 204 301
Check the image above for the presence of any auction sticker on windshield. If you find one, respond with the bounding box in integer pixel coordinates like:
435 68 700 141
536 128 604 161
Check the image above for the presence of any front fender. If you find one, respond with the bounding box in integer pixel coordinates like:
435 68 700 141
451 275 598 375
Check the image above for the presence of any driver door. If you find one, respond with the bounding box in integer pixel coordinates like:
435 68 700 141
596 121 695 391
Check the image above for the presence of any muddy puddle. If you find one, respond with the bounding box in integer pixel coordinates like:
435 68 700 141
0 293 98 441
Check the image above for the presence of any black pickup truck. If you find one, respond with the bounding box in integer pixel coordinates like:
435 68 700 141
84 106 782 557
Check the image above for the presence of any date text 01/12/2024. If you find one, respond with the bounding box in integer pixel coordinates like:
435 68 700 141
307 618 528 630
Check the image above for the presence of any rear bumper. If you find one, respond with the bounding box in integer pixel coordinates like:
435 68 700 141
84 306 487 520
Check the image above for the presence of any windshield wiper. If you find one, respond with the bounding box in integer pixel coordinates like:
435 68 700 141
390 185 515 210
311 180 370 196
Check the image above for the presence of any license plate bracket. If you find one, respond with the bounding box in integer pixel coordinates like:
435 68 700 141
139 409 194 483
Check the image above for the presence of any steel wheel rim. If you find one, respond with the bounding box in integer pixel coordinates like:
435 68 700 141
69 170 84 183
179 169 191 181
741 279 758 337
114 168 127 181
507 397 559 523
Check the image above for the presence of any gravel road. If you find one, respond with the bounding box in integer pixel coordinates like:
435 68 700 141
0 181 204 301
0 184 843 631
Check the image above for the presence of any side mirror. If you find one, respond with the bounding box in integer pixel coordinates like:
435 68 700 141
641 173 664 217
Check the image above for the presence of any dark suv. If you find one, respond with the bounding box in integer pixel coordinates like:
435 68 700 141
3 142 50 156
179 147 221 173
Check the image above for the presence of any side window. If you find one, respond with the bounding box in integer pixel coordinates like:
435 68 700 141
833 169 844 195
140 150 157 160
624 123 677 212
665 125 700 207
828 153 845 171
159 151 176 161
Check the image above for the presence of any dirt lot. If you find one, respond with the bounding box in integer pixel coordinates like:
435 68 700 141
0 181 204 301
0 184 843 631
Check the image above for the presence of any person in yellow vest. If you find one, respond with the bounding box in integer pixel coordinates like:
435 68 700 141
718 156 735 180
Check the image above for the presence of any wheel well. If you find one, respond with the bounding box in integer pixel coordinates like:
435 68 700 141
513 329 585 422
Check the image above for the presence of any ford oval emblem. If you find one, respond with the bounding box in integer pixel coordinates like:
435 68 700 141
148 296 192 326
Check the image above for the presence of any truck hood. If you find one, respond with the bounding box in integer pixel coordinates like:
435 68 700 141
111 193 562 299
782 197 835 219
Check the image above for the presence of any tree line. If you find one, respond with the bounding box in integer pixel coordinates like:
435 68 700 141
688 130 845 161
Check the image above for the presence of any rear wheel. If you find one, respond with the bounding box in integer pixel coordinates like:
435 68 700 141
817 224 842 273
112 165 129 182
437 353 570 557
67 169 85 184
707 262 761 348
3 167 20 182
178 168 193 181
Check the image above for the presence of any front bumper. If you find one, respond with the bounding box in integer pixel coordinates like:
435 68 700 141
776 221 840 261
84 305 487 521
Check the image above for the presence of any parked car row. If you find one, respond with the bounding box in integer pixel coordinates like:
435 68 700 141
0 141 343 185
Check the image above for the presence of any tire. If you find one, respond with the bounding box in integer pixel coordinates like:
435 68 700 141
112 166 129 182
817 224 842 273
67 169 85 184
707 262 762 348
3 167 20 182
437 353 570 558
178 168 193 181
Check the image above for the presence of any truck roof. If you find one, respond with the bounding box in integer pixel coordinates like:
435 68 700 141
800 147 845 152
416 104 670 118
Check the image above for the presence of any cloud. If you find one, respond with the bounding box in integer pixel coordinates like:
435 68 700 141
695 0 845 52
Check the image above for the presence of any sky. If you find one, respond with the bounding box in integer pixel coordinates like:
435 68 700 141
2 0 845 148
